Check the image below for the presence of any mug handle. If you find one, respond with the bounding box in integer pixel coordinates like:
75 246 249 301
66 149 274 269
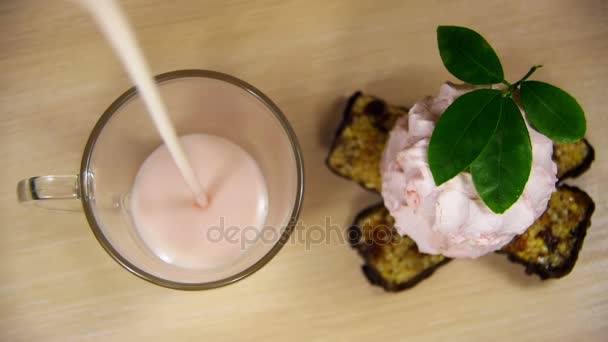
17 175 81 211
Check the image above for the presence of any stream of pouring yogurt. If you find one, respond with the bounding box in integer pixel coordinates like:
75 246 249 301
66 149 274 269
76 0 270 269
76 0 208 207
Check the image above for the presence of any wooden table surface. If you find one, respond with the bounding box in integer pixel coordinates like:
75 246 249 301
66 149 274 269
1 0 606 340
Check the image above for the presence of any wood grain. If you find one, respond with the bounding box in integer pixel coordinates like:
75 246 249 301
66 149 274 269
1 0 606 340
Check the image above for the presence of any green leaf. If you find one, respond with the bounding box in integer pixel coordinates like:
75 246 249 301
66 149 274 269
471 97 532 213
428 89 502 185
520 81 586 142
437 26 504 85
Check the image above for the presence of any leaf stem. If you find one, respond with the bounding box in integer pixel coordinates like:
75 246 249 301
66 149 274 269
509 65 543 91
501 80 512 87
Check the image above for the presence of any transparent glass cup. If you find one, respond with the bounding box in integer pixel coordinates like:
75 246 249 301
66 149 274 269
16 70 304 290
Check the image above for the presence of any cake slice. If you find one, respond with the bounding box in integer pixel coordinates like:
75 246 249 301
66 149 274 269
348 203 451 291
553 139 595 181
500 185 595 279
326 92 408 192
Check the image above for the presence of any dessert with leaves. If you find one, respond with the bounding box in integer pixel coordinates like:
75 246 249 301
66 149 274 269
327 26 595 291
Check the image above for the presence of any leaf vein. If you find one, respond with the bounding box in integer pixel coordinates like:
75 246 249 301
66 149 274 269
454 44 501 81
526 85 569 127
442 92 500 163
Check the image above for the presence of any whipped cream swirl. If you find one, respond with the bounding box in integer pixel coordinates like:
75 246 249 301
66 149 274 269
381 83 557 258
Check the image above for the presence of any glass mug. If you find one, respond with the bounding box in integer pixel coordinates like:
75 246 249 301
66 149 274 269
16 70 304 290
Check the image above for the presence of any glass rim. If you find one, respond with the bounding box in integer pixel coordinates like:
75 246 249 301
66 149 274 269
79 69 305 290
